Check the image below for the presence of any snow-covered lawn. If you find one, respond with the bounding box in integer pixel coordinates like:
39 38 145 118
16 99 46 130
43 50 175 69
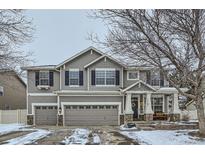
62 128 90 145
0 123 51 145
0 123 28 135
3 129 51 145
121 130 205 145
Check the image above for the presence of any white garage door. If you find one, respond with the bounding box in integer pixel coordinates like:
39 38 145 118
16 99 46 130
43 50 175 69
64 105 119 126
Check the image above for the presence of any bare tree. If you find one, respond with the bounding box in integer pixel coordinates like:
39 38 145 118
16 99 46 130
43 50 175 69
0 9 34 74
91 9 205 135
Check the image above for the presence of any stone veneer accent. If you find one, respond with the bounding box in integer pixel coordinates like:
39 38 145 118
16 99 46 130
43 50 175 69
120 115 124 125
144 114 153 121
168 114 180 122
27 115 34 125
57 114 63 126
124 114 133 122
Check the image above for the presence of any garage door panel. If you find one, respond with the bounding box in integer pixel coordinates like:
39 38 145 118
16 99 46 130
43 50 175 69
35 106 57 125
64 105 119 126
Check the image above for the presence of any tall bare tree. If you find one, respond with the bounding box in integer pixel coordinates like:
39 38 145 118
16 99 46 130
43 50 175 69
0 9 34 74
91 9 205 135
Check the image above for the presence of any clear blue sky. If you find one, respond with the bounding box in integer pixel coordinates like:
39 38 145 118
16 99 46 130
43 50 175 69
23 10 107 65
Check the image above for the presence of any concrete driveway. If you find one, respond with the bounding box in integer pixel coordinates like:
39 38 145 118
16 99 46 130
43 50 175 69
33 126 139 145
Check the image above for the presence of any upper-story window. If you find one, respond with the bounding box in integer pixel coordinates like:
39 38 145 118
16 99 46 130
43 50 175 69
95 69 115 86
65 69 83 86
39 71 49 85
0 86 4 96
127 71 139 80
69 70 79 86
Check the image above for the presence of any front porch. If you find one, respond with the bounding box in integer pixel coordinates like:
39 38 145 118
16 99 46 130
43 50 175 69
123 92 181 122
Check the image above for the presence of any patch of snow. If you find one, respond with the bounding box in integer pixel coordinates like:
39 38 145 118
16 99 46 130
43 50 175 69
121 130 205 145
3 129 51 145
0 123 29 135
120 124 139 131
93 133 101 145
62 128 89 145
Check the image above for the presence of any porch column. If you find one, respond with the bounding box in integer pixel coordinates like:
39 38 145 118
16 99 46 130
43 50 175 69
172 93 181 114
124 93 133 122
144 92 154 121
169 93 180 121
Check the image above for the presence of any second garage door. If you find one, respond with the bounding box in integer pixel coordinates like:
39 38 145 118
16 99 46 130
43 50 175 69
35 106 57 125
64 105 119 126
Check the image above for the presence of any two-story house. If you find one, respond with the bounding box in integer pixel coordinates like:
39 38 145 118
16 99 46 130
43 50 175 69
22 46 181 126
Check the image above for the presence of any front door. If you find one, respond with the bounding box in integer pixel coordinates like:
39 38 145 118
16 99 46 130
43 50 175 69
131 96 139 120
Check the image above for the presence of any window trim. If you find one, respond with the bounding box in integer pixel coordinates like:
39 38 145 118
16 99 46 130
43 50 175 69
95 68 116 86
69 68 80 87
39 71 50 86
127 71 139 80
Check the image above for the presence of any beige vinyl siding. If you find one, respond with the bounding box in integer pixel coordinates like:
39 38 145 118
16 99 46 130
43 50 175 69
0 73 26 110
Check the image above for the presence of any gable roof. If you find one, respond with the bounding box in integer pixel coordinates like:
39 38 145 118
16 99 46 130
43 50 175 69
84 54 126 68
21 65 56 70
56 46 104 68
121 80 156 92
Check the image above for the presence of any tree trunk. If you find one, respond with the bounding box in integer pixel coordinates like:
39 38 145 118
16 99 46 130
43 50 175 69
195 97 205 135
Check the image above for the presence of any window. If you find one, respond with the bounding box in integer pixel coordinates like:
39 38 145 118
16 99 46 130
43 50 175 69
106 106 111 109
72 106 78 109
66 106 71 109
112 106 118 109
151 97 163 113
92 106 98 109
0 87 3 96
95 69 115 86
36 106 41 109
86 106 91 109
39 71 49 85
128 71 139 80
79 106 84 109
42 106 47 109
99 105 104 109
69 70 79 86
48 106 53 109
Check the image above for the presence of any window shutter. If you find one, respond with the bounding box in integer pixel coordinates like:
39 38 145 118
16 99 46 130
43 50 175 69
79 71 83 86
91 70 95 85
115 70 120 85
49 71 54 86
65 71 69 86
35 71 39 86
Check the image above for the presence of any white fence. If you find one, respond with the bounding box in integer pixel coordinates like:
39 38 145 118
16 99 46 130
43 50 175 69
180 110 198 120
0 109 27 124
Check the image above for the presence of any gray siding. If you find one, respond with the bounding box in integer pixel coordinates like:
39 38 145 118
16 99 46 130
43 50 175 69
89 58 123 91
60 96 122 103
128 83 153 91
61 50 101 90
28 70 60 93
28 96 57 114
123 70 136 88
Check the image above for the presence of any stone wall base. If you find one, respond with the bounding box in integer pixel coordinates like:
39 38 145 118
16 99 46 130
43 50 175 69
144 114 153 121
27 115 34 125
120 115 124 125
168 114 180 122
57 114 63 126
124 114 133 122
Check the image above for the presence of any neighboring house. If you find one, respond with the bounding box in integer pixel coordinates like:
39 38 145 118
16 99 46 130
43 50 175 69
22 46 182 126
0 70 26 110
